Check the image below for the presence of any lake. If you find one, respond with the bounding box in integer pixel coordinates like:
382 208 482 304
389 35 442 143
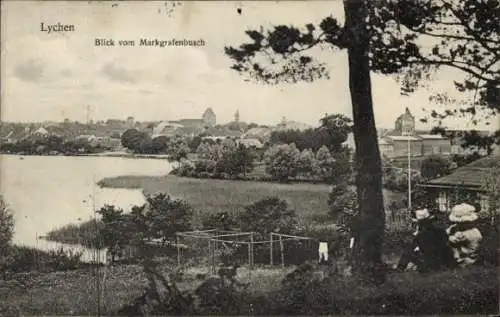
0 154 172 262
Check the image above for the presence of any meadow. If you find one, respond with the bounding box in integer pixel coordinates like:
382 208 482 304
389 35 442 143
97 174 405 227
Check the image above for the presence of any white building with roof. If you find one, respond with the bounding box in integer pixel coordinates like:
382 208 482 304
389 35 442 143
378 108 453 158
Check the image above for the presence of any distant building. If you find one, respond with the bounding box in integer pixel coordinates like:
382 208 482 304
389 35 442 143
152 108 217 137
152 122 184 138
126 116 135 128
33 127 49 136
442 129 492 156
395 107 415 136
238 138 264 149
202 108 216 128
377 108 452 158
242 127 272 143
234 110 240 123
378 138 394 157
274 117 312 132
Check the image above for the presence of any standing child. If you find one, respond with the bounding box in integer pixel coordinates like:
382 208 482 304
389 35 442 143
447 203 483 267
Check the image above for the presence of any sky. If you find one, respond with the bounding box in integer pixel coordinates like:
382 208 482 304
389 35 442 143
1 0 498 130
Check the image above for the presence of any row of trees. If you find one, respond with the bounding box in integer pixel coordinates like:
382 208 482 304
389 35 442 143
174 140 352 184
0 136 107 155
97 193 194 263
264 144 352 183
96 193 299 265
120 129 197 157
269 114 352 152
172 139 255 179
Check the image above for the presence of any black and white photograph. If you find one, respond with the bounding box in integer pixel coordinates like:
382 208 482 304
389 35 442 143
0 0 499 315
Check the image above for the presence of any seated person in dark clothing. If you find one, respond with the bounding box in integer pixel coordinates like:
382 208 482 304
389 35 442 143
396 208 456 273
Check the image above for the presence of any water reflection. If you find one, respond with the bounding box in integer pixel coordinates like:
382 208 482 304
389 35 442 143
1 154 171 263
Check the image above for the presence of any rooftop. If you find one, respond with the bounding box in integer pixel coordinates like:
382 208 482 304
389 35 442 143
423 155 500 188
418 134 445 140
385 135 421 141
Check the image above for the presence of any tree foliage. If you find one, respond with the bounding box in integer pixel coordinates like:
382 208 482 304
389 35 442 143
420 154 451 179
152 136 170 154
238 197 298 241
263 143 301 182
481 161 500 220
140 193 194 244
328 184 359 231
269 113 352 152
166 137 190 164
121 129 153 153
0 196 14 279
96 205 131 263
192 140 255 178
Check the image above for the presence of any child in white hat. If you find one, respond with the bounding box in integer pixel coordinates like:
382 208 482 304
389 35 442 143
447 203 483 267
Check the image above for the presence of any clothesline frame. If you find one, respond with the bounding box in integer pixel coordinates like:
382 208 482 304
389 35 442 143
175 229 315 271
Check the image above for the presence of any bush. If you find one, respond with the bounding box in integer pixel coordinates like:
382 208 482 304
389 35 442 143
201 211 238 231
238 197 298 241
172 160 196 177
46 247 84 271
194 274 251 315
44 219 103 248
277 263 328 314
271 264 499 315
421 155 450 179
6 246 84 274
263 144 300 182
0 196 14 279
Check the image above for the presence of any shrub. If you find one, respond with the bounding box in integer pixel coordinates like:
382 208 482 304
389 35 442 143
263 144 300 182
0 196 14 279
421 155 450 179
172 160 196 177
194 267 251 315
201 211 238 231
277 263 328 315
6 246 84 274
238 197 298 241
46 247 84 271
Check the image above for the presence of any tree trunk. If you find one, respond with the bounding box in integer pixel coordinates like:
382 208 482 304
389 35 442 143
343 0 386 285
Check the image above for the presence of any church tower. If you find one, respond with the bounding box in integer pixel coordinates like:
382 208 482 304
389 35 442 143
202 107 216 128
234 110 240 123
395 107 415 136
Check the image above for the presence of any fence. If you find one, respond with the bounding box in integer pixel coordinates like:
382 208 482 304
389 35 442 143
385 208 413 231
176 229 317 275
176 229 256 275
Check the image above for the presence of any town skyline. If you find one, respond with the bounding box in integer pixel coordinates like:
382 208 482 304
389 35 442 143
2 1 498 131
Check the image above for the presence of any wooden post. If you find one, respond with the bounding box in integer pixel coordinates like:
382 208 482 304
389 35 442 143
208 239 212 275
250 232 254 269
176 234 181 267
279 235 285 269
270 233 274 266
247 241 251 269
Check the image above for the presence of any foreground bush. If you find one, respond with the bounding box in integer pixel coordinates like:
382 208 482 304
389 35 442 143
6 246 84 275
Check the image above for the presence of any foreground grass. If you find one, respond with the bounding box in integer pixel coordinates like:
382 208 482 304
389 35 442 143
0 263 289 316
97 175 404 226
0 264 497 315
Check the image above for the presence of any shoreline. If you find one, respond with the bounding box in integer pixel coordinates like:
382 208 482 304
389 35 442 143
0 152 171 160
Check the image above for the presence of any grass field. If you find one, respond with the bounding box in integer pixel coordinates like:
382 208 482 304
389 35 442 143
0 262 290 316
1 263 497 315
98 175 405 227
